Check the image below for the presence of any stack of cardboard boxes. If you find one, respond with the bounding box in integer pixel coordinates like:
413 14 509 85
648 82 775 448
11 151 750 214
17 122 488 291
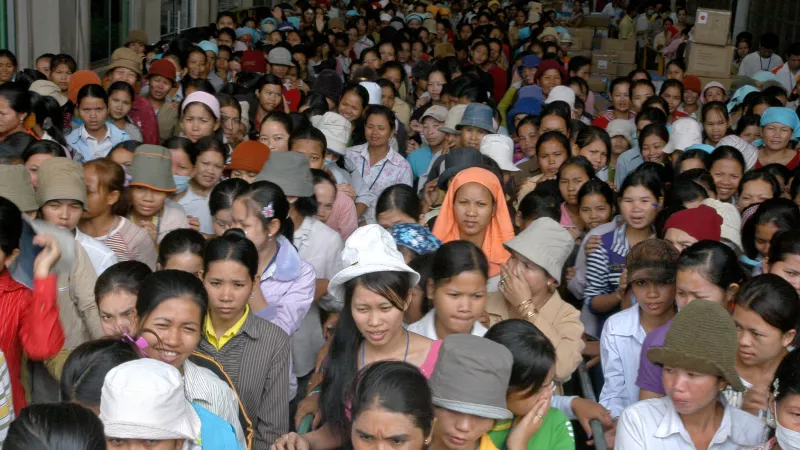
686 9 734 92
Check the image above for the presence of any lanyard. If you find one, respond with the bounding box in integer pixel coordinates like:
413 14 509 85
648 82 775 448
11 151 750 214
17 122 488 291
361 157 389 191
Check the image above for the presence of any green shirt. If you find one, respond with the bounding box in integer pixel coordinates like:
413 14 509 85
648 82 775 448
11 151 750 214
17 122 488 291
485 408 575 450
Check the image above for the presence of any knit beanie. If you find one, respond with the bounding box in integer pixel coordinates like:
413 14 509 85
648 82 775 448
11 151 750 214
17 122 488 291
663 205 723 242
314 70 344 103
534 59 566 86
625 239 680 284
227 141 271 174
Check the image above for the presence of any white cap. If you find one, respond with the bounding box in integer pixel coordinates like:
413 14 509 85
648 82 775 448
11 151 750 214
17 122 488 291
311 112 353 156
717 135 758 171
607 119 636 147
702 198 743 251
545 85 576 109
380 13 393 22
668 118 703 153
439 104 468 135
100 359 201 442
359 81 382 105
480 134 519 172
560 32 573 43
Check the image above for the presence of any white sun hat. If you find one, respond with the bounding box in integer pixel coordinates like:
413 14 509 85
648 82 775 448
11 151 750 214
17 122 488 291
100 359 201 442
480 134 519 172
311 111 353 156
328 225 420 304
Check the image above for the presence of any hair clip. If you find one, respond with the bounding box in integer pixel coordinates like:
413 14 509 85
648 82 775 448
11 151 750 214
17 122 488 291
41 117 53 131
122 332 149 356
774 378 780 398
262 202 275 219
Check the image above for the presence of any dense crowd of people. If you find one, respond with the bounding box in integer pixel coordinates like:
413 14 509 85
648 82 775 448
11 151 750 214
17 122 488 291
0 0 799 448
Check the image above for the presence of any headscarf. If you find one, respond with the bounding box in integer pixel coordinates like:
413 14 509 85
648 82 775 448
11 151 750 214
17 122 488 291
760 107 800 140
235 26 258 42
727 85 758 113
433 167 515 277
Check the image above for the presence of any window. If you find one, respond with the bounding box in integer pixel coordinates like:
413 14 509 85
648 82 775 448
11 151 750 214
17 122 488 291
90 0 125 64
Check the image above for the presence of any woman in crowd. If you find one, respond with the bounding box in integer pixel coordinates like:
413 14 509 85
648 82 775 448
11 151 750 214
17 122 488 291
737 170 780 212
181 91 221 143
756 107 800 170
578 179 615 233
574 126 611 181
702 101 730 147
177 136 228 234
764 229 800 296
156 228 206 277
94 260 151 335
556 156 595 238
742 198 800 275
754 348 800 450
209 178 250 236
407 240 488 340
66 84 130 161
708 145 746 204
0 83 31 143
5 403 106 450
517 131 571 203
376 183 422 229
21 140 66 190
255 75 287 125
259 111 293 153
107 81 143 142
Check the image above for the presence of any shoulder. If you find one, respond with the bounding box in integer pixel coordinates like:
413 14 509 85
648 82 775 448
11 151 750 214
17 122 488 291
247 314 291 346
163 198 187 217
620 397 669 424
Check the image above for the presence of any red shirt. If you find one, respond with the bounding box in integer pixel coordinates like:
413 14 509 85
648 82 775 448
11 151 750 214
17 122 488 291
488 65 508 104
0 270 63 413
129 94 160 144
755 151 800 171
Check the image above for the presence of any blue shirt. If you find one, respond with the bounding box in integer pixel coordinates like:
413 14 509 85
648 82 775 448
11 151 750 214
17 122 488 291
407 145 434 179
614 148 644 187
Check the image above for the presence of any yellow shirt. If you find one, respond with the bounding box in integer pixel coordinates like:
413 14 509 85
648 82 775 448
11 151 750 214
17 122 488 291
204 305 249 351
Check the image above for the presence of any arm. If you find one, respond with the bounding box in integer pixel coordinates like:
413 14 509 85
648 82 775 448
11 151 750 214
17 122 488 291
532 304 584 381
598 322 627 419
254 334 291 448
567 235 590 299
0 352 12 445
20 275 65 360
263 263 316 337
585 248 620 314
70 243 104 339
498 86 519 127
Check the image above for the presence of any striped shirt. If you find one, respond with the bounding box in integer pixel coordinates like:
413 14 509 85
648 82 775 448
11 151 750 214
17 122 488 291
91 216 158 270
183 359 248 449
0 351 13 445
197 313 290 450
585 223 631 315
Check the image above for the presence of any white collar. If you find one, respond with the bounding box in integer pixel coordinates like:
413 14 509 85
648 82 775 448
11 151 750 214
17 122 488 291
412 309 487 339
654 397 734 446
81 123 111 141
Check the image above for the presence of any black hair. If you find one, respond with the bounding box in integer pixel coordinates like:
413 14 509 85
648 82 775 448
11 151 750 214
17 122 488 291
763 85 788 100
94 260 152 304
484 319 556 395
298 93 330 118
49 54 77 73
744 93 782 116
638 122 670 150
578 178 616 212
204 228 260 279
289 126 327 155
408 252 435 316
195 135 230 162
21 139 66 162
107 80 135 102
707 145 746 175
431 240 489 286
535 130 571 158
678 240 745 291
349 361 434 439
735 274 799 333
157 228 207 268
557 155 596 182
761 163 793 188
760 32 780 51
702 101 730 126
620 164 665 201
575 126 612 156
364 104 396 130
0 196 22 254
320 271 414 441
341 82 370 109
136 270 209 328
376 78 399 98
14 68 46 90
737 169 780 198
743 198 800 258
235 180 294 242
518 189 561 224
0 82 31 116
768 229 800 267
660 78 685 97
5 403 106 450
60 338 141 406
0 49 17 68
736 114 762 136
209 178 250 217
260 110 294 134
568 56 591 74
676 149 708 172
666 58 686 73
28 91 66 146
640 97 670 116
610 76 631 98
540 101 572 133
664 179 708 210
771 347 800 402
677 168 717 197
164 136 198 165
628 69 652 83
76 84 108 107
376 184 421 223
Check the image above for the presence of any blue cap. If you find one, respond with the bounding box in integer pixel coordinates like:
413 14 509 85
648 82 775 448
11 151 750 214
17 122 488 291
287 16 301 29
198 40 219 56
518 26 531 41
521 54 540 68
345 9 360 17
457 103 495 133
684 144 716 154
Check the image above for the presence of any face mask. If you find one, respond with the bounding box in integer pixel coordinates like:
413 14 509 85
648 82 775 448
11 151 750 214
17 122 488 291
777 416 800 450
323 157 335 168
173 175 191 194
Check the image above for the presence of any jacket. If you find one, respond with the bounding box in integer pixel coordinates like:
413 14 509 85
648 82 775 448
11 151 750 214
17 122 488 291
129 94 160 144
155 100 181 142
56 240 105 350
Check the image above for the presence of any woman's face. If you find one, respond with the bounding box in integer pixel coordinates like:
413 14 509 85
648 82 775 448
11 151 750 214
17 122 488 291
258 83 284 114
630 275 676 318
98 290 138 336
663 366 722 415
314 182 336 223
558 164 590 206
619 185 659 230
508 251 552 295
220 105 241 144
537 140 568 177
739 125 761 143
352 406 427 450
767 253 800 296
194 150 225 190
50 63 72 91
453 183 494 240
674 268 727 309
380 86 395 109
213 208 233 237
339 91 365 122
611 136 630 155
683 88 699 106
704 87 726 103
460 126 489 150
579 193 612 230
24 153 54 190
366 113 393 148
578 140 608 172
612 83 631 112
755 221 781 258
432 407 493 450
161 252 204 278
661 87 682 114
763 123 793 151
83 165 116 220
40 199 83 231
640 134 667 163
140 297 203 370
108 90 133 121
259 120 291 152
539 69 563 98
79 97 109 132
351 283 405 347
710 158 743 202
169 148 194 177
130 186 168 218
472 45 488 65
703 110 728 145
187 51 207 79
0 56 15 83
737 41 750 58
232 198 270 251
363 52 382 71
737 179 774 212
181 103 219 143
666 64 684 81
488 43 501 64
429 270 486 335
205 260 253 324
664 228 699 254
517 123 538 158
427 72 446 101
377 208 416 231
735 304 794 367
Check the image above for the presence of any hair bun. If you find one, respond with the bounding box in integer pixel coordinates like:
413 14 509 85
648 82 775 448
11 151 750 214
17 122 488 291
223 228 247 241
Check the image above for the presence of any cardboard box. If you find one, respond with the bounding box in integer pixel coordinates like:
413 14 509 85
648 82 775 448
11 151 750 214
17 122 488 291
687 44 734 79
617 63 637 76
583 14 611 28
569 49 593 59
693 8 732 46
588 75 608 93
600 39 637 53
566 27 593 50
592 53 618 76
616 50 636 64
698 76 733 92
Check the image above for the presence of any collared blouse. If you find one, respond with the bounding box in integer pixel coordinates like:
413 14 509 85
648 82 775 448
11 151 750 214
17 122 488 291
599 304 646 419
345 143 413 224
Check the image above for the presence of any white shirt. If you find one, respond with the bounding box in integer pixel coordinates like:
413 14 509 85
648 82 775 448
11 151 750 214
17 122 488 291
80 124 114 160
74 229 118 276
738 52 784 78
599 305 646 418
407 309 488 340
616 396 768 450
773 63 800 96
177 188 214 234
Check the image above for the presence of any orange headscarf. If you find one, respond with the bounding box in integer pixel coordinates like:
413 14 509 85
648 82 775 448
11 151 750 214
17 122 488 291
433 167 515 277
